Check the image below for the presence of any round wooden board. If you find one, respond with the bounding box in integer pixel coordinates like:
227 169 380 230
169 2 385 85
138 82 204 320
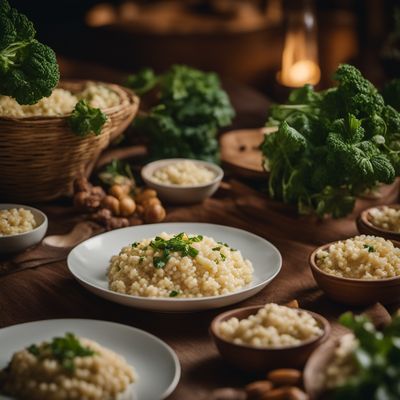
220 127 276 179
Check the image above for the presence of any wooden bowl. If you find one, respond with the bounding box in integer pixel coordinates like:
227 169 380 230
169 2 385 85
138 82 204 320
357 204 400 241
303 338 337 399
210 305 330 373
309 241 400 306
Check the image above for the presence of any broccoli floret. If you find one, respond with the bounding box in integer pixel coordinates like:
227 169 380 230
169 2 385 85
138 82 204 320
68 100 108 137
332 64 385 118
383 105 400 134
0 0 59 104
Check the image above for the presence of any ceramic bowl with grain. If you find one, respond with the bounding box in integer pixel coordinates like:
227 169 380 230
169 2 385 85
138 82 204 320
141 158 223 205
0 204 48 254
357 204 400 241
210 305 330 372
309 240 400 306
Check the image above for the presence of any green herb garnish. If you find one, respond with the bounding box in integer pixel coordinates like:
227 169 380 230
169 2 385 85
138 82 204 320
149 233 202 269
132 242 139 248
139 256 144 264
220 253 226 261
331 312 400 399
212 246 221 251
169 290 179 297
68 100 107 137
27 333 95 373
363 244 375 252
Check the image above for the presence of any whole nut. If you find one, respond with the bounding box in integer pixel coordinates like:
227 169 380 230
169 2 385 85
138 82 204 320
73 177 91 193
267 369 302 387
136 188 157 204
101 195 120 216
119 196 136 217
287 387 309 400
73 191 89 209
245 381 273 399
142 197 161 208
110 184 130 200
144 204 166 223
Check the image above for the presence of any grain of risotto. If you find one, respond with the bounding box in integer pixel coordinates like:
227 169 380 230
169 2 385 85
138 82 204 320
0 83 120 118
0 208 37 236
0 333 136 400
217 303 323 348
315 235 400 279
108 232 253 298
369 206 400 233
152 160 217 186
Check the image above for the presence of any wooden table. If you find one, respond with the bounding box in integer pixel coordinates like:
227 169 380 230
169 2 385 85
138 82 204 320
1 77 399 400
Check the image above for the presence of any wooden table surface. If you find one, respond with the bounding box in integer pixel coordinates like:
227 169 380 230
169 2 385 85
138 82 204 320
1 68 399 399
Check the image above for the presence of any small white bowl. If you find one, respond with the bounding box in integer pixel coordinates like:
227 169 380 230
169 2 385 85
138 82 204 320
141 158 224 204
0 204 48 254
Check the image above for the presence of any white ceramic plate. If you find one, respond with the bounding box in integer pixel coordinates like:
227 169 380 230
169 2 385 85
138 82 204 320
67 223 282 312
0 319 180 400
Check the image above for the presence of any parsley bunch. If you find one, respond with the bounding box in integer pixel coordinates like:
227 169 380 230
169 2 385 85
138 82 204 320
261 64 400 218
149 232 203 269
331 312 400 400
127 65 235 163
27 333 95 373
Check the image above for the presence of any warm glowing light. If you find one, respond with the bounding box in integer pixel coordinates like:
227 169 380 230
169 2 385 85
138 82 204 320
278 2 320 88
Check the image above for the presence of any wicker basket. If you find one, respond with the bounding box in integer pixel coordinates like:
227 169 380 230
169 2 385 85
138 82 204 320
0 80 139 202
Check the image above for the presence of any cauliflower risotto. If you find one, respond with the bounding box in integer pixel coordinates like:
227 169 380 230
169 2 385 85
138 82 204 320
0 83 120 118
0 208 37 236
0 333 136 400
151 160 217 186
108 232 253 298
315 235 400 279
217 303 323 348
369 206 400 233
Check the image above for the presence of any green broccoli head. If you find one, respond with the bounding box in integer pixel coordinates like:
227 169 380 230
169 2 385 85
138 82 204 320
0 0 59 104
333 64 385 118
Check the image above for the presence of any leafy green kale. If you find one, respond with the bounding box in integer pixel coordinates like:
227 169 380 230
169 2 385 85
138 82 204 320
262 64 400 218
128 65 235 163
331 312 400 400
68 100 107 137
27 332 95 373
0 0 59 104
382 79 400 112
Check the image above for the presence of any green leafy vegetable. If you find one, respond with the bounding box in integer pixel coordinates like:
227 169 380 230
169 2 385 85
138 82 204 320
98 159 135 188
149 233 202 269
0 0 59 104
363 244 375 252
27 333 95 373
169 290 179 297
68 99 107 137
261 64 400 218
330 312 400 400
127 65 235 163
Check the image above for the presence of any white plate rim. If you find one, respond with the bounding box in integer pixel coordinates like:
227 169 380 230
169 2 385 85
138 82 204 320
67 222 282 304
0 318 181 400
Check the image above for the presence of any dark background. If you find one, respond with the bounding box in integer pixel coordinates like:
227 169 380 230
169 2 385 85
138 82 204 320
11 0 400 97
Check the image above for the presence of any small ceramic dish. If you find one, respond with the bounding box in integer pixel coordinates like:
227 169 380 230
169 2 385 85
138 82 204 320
141 158 223 204
309 241 400 306
357 204 400 241
0 204 48 254
209 305 330 372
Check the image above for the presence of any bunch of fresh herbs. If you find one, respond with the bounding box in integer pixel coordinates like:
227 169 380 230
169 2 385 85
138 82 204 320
127 65 235 163
261 64 400 218
330 312 400 400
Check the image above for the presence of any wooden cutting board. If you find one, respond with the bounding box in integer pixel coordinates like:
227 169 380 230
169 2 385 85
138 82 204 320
220 127 276 179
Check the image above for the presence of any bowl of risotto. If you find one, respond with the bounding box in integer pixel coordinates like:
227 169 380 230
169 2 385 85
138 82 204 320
210 303 330 372
309 235 400 306
141 159 223 204
357 204 400 241
0 204 47 254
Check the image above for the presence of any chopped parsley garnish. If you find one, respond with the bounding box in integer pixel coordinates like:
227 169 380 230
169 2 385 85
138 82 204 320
217 241 230 247
363 244 375 252
149 233 202 269
212 246 221 251
131 242 139 248
27 333 95 373
169 290 179 297
220 253 226 261
139 256 144 264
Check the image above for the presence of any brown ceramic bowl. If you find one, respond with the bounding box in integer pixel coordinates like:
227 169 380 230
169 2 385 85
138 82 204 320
210 305 330 373
357 204 400 241
309 240 400 306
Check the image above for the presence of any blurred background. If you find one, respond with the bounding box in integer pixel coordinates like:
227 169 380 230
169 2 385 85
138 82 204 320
12 0 400 98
